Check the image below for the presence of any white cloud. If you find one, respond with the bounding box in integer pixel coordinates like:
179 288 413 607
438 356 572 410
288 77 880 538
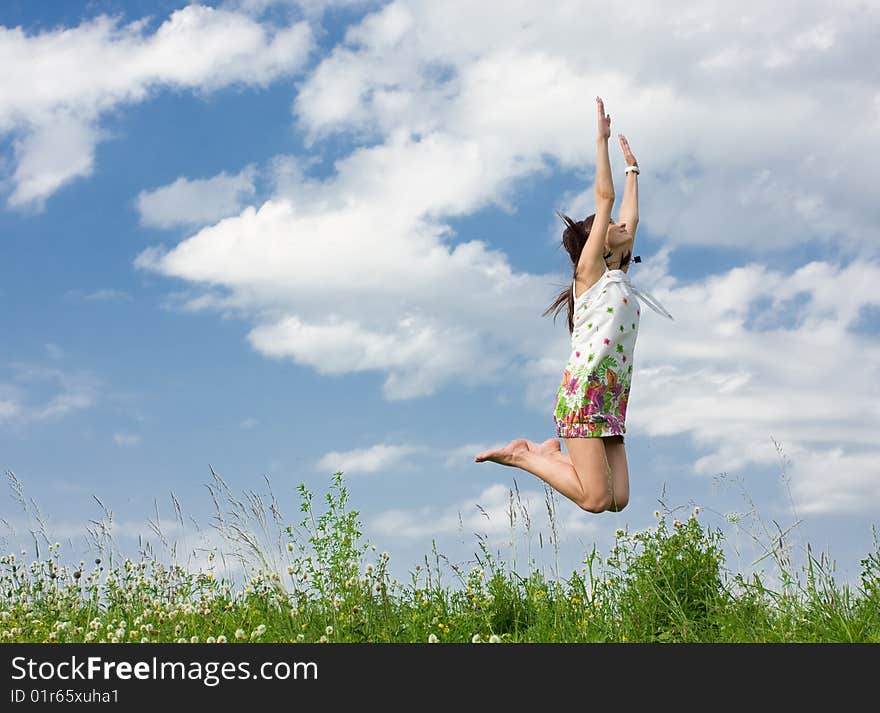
240 417 259 429
7 109 106 210
617 259 880 514
63 288 133 302
113 433 141 447
0 399 20 421
315 443 419 474
136 165 258 229
1 363 99 425
0 5 313 210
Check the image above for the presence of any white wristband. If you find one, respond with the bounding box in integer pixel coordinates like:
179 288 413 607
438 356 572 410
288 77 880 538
625 165 640 175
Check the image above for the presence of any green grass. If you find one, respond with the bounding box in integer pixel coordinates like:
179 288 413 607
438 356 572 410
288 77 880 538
1 469 878 643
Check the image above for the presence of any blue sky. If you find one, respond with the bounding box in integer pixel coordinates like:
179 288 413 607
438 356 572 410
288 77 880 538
2 0 879 589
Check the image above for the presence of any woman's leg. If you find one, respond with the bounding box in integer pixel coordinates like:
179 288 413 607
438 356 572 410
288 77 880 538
474 438 614 512
601 435 630 511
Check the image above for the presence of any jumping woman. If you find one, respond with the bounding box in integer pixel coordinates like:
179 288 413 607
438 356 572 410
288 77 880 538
474 96 673 514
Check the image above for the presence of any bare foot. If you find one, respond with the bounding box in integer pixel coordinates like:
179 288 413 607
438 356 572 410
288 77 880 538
474 439 530 466
536 438 563 456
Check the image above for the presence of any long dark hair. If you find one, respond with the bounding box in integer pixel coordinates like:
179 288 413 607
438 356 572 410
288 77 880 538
542 211 638 334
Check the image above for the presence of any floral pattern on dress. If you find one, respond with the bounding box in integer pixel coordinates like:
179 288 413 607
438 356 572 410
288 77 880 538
553 356 633 438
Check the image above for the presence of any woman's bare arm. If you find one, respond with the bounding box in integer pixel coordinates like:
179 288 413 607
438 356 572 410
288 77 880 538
578 97 615 273
616 133 639 244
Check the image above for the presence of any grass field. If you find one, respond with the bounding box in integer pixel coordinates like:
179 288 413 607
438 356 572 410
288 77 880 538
2 469 878 643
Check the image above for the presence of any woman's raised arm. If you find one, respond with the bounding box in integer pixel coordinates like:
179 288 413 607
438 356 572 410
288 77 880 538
616 134 639 244
579 97 615 270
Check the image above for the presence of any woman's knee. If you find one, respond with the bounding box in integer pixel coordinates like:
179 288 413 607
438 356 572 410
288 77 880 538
577 491 614 513
607 494 629 512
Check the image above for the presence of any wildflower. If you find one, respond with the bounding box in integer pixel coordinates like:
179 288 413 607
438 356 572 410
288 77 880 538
673 519 683 528
653 510 660 518
428 634 439 643
290 608 297 618
615 528 624 537
235 628 246 640
251 624 267 640
287 543 294 552
489 634 501 643
693 506 700 516
206 636 216 644
319 635 328 643
190 636 199 644
471 634 482 644
217 635 227 643
296 634 304 642
325 625 333 635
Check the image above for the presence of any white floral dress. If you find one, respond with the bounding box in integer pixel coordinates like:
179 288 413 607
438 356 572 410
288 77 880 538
553 267 673 439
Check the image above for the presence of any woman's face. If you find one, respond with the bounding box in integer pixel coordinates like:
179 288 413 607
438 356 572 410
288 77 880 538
605 217 629 248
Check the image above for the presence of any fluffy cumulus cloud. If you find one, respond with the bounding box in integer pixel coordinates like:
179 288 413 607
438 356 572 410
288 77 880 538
136 164 258 229
0 4 313 211
128 1 880 514
626 257 880 514
315 443 419 474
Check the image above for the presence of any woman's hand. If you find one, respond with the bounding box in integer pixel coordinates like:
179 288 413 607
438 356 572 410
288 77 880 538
618 133 638 168
596 96 611 140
